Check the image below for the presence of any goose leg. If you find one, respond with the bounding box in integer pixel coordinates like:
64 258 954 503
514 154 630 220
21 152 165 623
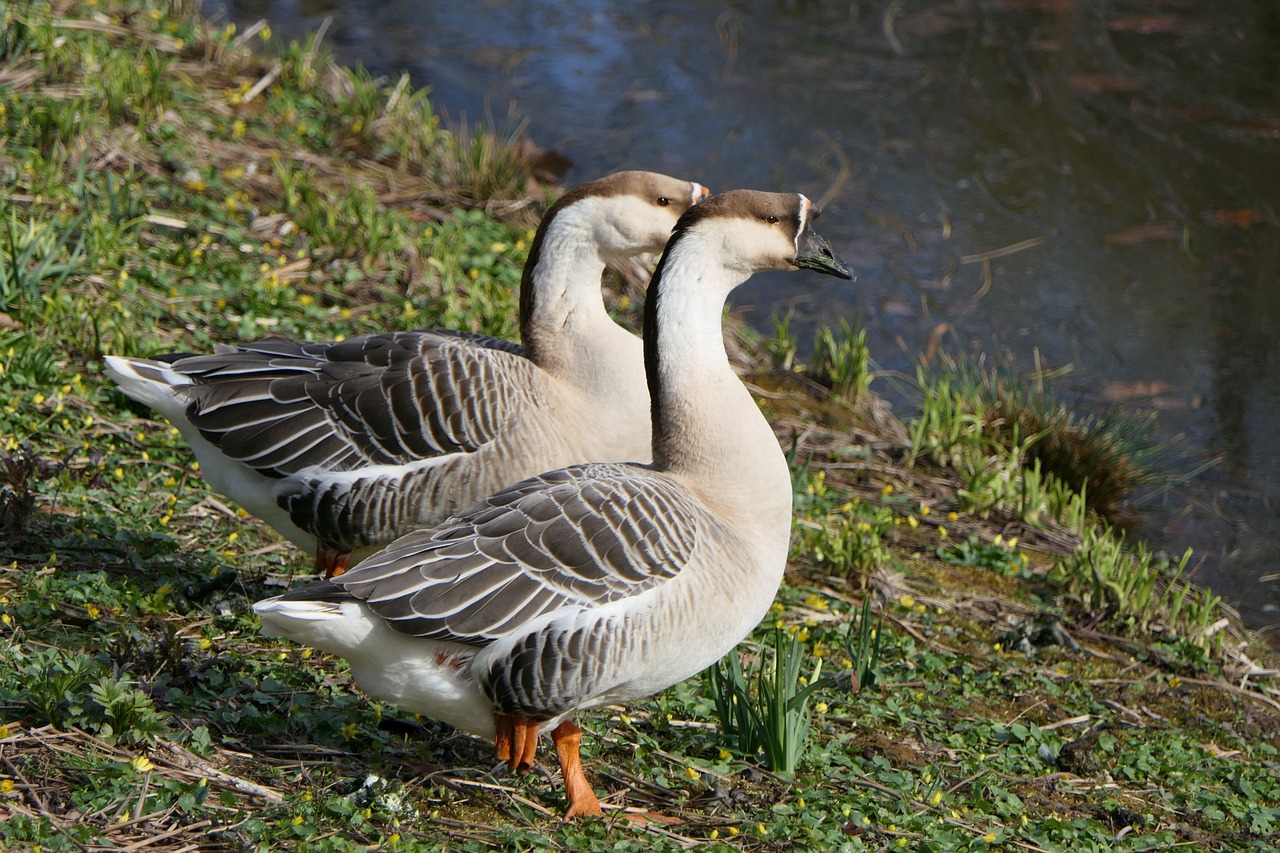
553 719 601 819
492 712 540 773
316 544 351 579
511 716 539 773
493 712 514 764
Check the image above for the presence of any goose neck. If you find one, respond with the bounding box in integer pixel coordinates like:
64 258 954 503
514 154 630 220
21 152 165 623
519 216 618 369
644 242 782 496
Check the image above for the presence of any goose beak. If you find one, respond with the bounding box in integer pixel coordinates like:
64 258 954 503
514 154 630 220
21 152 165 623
692 183 711 204
794 230 855 280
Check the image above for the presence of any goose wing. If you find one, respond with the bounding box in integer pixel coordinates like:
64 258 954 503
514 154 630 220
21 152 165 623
167 331 534 476
322 462 706 644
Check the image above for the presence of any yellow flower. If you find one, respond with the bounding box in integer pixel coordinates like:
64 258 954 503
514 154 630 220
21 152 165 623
937 526 948 539
292 815 304 826
685 766 699 780
341 722 359 741
947 511 958 521
803 593 828 611
231 119 247 139
718 749 731 761
881 483 893 495
983 833 996 842
756 823 767 836
33 393 45 405
814 702 829 714
259 25 272 41
898 594 915 609
709 829 719 840
728 826 739 836
930 790 942 805
906 515 919 528
87 605 100 619
386 833 401 845
132 755 155 772
0 780 13 794
197 638 212 650
0 723 9 738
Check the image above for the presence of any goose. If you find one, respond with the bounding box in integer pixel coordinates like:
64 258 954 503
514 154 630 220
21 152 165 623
105 171 708 577
252 190 854 819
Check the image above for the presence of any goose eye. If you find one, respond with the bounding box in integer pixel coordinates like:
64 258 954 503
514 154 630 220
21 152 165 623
765 215 779 224
656 197 671 207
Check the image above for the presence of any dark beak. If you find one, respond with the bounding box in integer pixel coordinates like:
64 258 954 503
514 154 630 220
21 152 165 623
794 230 854 281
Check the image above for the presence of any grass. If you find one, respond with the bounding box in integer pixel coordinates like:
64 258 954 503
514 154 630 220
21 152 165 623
0 1 1278 851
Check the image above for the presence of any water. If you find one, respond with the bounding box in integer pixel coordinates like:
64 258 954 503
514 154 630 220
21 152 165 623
208 0 1280 633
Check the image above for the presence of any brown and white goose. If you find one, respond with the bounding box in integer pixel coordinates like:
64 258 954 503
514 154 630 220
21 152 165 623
253 190 853 819
105 171 708 576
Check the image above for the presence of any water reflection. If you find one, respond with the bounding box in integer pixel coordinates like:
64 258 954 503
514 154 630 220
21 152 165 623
206 0 1280 632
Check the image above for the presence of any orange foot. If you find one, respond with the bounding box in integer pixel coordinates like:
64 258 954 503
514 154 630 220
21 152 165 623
316 544 351 579
492 712 540 774
553 719 602 820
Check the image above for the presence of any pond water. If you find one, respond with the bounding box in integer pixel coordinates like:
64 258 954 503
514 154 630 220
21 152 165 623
208 0 1280 634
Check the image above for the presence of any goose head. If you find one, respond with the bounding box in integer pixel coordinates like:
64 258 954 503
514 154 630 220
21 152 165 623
646 190 853 316
676 189 852 280
548 170 710 260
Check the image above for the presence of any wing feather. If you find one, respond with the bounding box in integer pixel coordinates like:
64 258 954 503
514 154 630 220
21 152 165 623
153 331 534 477
333 463 707 647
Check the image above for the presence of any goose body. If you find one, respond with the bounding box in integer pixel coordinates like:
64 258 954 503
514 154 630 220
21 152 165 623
254 190 854 817
105 172 708 574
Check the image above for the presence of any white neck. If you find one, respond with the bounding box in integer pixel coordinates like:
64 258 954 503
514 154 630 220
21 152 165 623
646 236 792 520
520 199 638 377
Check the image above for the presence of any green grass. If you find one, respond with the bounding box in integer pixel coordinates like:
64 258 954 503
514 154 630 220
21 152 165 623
0 1 1277 851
